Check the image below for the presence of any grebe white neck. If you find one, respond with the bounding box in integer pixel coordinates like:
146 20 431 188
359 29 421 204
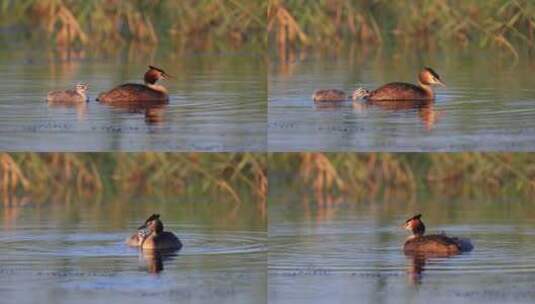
147 83 168 94
417 81 434 99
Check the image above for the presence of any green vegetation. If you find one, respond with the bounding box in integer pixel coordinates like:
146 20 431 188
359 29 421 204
0 153 266 207
269 153 535 200
0 0 265 51
4 152 534 211
268 0 535 57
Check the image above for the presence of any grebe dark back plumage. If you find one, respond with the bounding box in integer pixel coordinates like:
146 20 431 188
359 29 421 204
353 68 446 101
141 216 182 251
97 66 170 104
402 214 473 256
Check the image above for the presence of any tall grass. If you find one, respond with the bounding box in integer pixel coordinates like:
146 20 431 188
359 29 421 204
268 0 535 57
0 0 266 50
4 153 533 210
0 153 267 209
269 153 535 202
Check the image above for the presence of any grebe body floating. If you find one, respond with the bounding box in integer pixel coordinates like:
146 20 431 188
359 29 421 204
126 214 182 251
353 68 445 101
402 214 473 256
46 83 88 104
98 66 170 104
312 89 348 102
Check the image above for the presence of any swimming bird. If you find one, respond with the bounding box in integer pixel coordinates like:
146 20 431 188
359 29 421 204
126 213 159 247
353 68 446 101
97 66 170 104
402 214 473 256
126 214 182 251
46 83 88 103
312 89 348 102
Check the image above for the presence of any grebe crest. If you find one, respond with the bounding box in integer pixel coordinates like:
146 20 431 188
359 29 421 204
144 66 170 85
146 216 164 234
144 66 170 94
138 214 160 229
403 214 425 238
418 67 445 87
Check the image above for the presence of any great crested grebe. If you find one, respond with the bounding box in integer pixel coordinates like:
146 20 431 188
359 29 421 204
126 214 157 247
312 89 348 102
353 67 446 101
46 83 88 103
126 214 182 251
402 214 472 256
97 66 170 104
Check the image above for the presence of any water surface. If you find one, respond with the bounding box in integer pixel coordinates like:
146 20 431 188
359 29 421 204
269 186 535 304
0 195 266 304
0 48 266 151
269 48 535 151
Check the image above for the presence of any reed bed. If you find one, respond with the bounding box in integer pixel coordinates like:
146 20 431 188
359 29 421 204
0 0 265 50
269 153 535 201
268 0 535 57
0 153 266 207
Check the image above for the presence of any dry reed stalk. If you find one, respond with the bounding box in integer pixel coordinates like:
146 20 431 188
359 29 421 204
267 2 309 52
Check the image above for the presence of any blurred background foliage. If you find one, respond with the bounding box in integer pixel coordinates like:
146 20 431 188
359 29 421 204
269 153 535 203
0 0 266 51
268 0 535 58
2 152 534 218
0 153 267 214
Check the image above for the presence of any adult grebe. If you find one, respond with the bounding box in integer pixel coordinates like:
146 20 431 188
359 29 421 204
126 214 182 251
97 66 170 104
402 214 473 256
353 67 445 101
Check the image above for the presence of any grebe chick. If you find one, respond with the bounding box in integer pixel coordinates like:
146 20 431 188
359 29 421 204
353 67 445 101
46 83 88 103
312 89 348 102
126 213 160 247
97 65 170 104
126 214 182 251
402 214 473 256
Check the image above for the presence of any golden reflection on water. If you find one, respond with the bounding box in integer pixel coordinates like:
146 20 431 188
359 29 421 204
293 190 416 223
352 100 442 131
299 194 343 222
46 41 159 64
2 194 30 230
406 254 427 286
140 249 179 274
103 102 169 126
47 48 86 80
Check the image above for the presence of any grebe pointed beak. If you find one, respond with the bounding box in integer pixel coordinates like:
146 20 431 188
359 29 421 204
148 65 172 80
436 79 446 87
